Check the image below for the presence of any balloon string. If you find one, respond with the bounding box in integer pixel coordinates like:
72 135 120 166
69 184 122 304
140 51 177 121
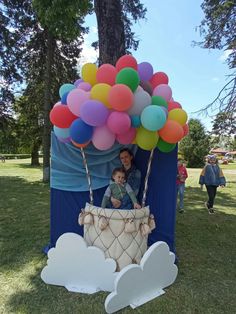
80 147 93 205
142 149 154 207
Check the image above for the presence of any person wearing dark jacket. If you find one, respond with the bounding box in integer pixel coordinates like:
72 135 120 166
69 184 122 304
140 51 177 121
199 155 226 214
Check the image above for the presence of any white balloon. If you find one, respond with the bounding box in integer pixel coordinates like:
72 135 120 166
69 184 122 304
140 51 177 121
128 90 151 116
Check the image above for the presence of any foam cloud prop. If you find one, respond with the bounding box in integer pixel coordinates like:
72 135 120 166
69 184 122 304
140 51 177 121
105 241 178 313
41 233 117 294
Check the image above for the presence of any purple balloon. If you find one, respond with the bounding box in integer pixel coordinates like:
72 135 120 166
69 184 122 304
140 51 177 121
74 78 84 87
77 82 92 92
138 62 153 81
80 100 109 126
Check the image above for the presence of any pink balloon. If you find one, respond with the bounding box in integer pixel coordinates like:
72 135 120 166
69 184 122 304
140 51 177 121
107 111 131 135
77 82 92 91
116 127 136 144
96 64 117 86
92 125 116 150
67 89 90 116
153 84 172 101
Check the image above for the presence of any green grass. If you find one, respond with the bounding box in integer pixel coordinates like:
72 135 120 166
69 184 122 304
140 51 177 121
1 159 236 313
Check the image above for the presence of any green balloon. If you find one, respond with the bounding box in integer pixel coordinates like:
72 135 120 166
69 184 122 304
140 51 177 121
157 138 176 153
136 126 159 151
151 96 168 108
116 67 140 92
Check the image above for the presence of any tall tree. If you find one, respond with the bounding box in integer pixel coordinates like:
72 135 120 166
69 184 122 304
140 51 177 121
94 0 146 65
33 0 93 181
179 119 211 168
196 0 236 114
1 0 92 179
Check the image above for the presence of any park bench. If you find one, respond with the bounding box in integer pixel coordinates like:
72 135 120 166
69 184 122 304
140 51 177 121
0 155 6 162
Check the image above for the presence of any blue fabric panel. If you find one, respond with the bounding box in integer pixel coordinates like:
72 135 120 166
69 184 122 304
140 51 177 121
135 147 178 252
51 132 126 191
50 186 107 247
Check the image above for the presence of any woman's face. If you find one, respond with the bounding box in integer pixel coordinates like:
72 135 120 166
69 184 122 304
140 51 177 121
120 151 133 169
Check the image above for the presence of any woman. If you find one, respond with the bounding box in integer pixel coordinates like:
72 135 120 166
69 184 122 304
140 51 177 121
199 155 226 214
111 148 141 208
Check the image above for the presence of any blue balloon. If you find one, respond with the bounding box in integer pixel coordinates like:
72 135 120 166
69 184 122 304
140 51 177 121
59 83 75 98
54 126 70 139
69 118 93 144
141 105 166 131
61 91 69 105
131 115 141 128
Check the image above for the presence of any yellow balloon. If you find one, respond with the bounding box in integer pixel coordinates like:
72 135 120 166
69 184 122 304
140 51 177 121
81 63 97 86
136 126 159 151
168 109 188 126
91 83 112 108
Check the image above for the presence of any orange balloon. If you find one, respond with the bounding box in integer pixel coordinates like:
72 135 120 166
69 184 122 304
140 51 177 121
108 84 134 111
159 120 184 144
71 140 90 148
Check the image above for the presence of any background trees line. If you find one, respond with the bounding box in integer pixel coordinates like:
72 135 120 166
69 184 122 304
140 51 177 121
0 0 235 176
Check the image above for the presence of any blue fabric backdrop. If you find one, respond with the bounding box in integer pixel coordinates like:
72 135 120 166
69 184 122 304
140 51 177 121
49 133 177 253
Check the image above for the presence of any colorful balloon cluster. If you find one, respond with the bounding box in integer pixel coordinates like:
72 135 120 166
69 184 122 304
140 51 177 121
50 55 189 152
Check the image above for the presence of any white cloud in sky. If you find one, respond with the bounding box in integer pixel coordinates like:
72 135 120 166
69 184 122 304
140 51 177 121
219 50 233 62
41 233 117 294
212 77 219 82
105 241 178 313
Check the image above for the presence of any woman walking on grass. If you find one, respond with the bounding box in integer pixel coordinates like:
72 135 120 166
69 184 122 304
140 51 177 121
199 155 226 214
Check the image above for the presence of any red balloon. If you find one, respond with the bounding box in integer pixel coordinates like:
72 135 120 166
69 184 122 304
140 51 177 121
50 105 77 128
158 120 184 144
168 101 182 111
149 72 169 89
183 124 189 136
116 55 138 71
108 84 134 111
96 64 117 86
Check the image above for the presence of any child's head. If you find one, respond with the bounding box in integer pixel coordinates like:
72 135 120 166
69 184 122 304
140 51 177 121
112 167 126 184
207 155 217 164
178 158 184 166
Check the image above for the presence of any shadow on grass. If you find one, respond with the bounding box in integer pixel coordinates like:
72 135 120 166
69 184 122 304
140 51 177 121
0 175 50 272
16 163 42 169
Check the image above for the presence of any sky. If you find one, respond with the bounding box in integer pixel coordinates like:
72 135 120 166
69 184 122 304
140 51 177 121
80 0 232 130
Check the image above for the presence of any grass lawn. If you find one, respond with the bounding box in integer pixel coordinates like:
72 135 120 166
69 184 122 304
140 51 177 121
0 159 236 313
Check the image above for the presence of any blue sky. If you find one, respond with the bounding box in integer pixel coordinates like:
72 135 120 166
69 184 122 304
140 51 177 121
82 0 232 130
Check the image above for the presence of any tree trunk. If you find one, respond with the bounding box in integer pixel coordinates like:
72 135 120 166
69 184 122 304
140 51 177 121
42 30 54 182
94 0 125 65
31 140 40 166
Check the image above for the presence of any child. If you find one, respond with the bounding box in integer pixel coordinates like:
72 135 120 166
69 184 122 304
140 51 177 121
199 155 226 214
101 167 141 209
176 159 188 213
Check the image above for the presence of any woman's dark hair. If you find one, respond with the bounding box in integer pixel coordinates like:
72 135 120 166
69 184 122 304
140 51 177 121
119 147 134 166
111 167 125 180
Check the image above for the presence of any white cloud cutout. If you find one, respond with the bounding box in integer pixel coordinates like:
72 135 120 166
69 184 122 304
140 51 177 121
105 241 178 313
219 50 233 62
41 233 117 294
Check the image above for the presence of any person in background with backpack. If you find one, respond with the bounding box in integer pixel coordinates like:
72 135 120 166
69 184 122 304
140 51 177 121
199 155 226 214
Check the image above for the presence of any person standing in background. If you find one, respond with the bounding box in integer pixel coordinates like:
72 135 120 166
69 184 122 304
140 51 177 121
176 159 188 213
199 155 226 214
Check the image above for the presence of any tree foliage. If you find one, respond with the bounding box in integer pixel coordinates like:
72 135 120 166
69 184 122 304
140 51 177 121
179 119 211 168
196 0 236 114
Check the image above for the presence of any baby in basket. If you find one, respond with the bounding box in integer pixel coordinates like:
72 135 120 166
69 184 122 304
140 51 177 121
101 167 141 209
